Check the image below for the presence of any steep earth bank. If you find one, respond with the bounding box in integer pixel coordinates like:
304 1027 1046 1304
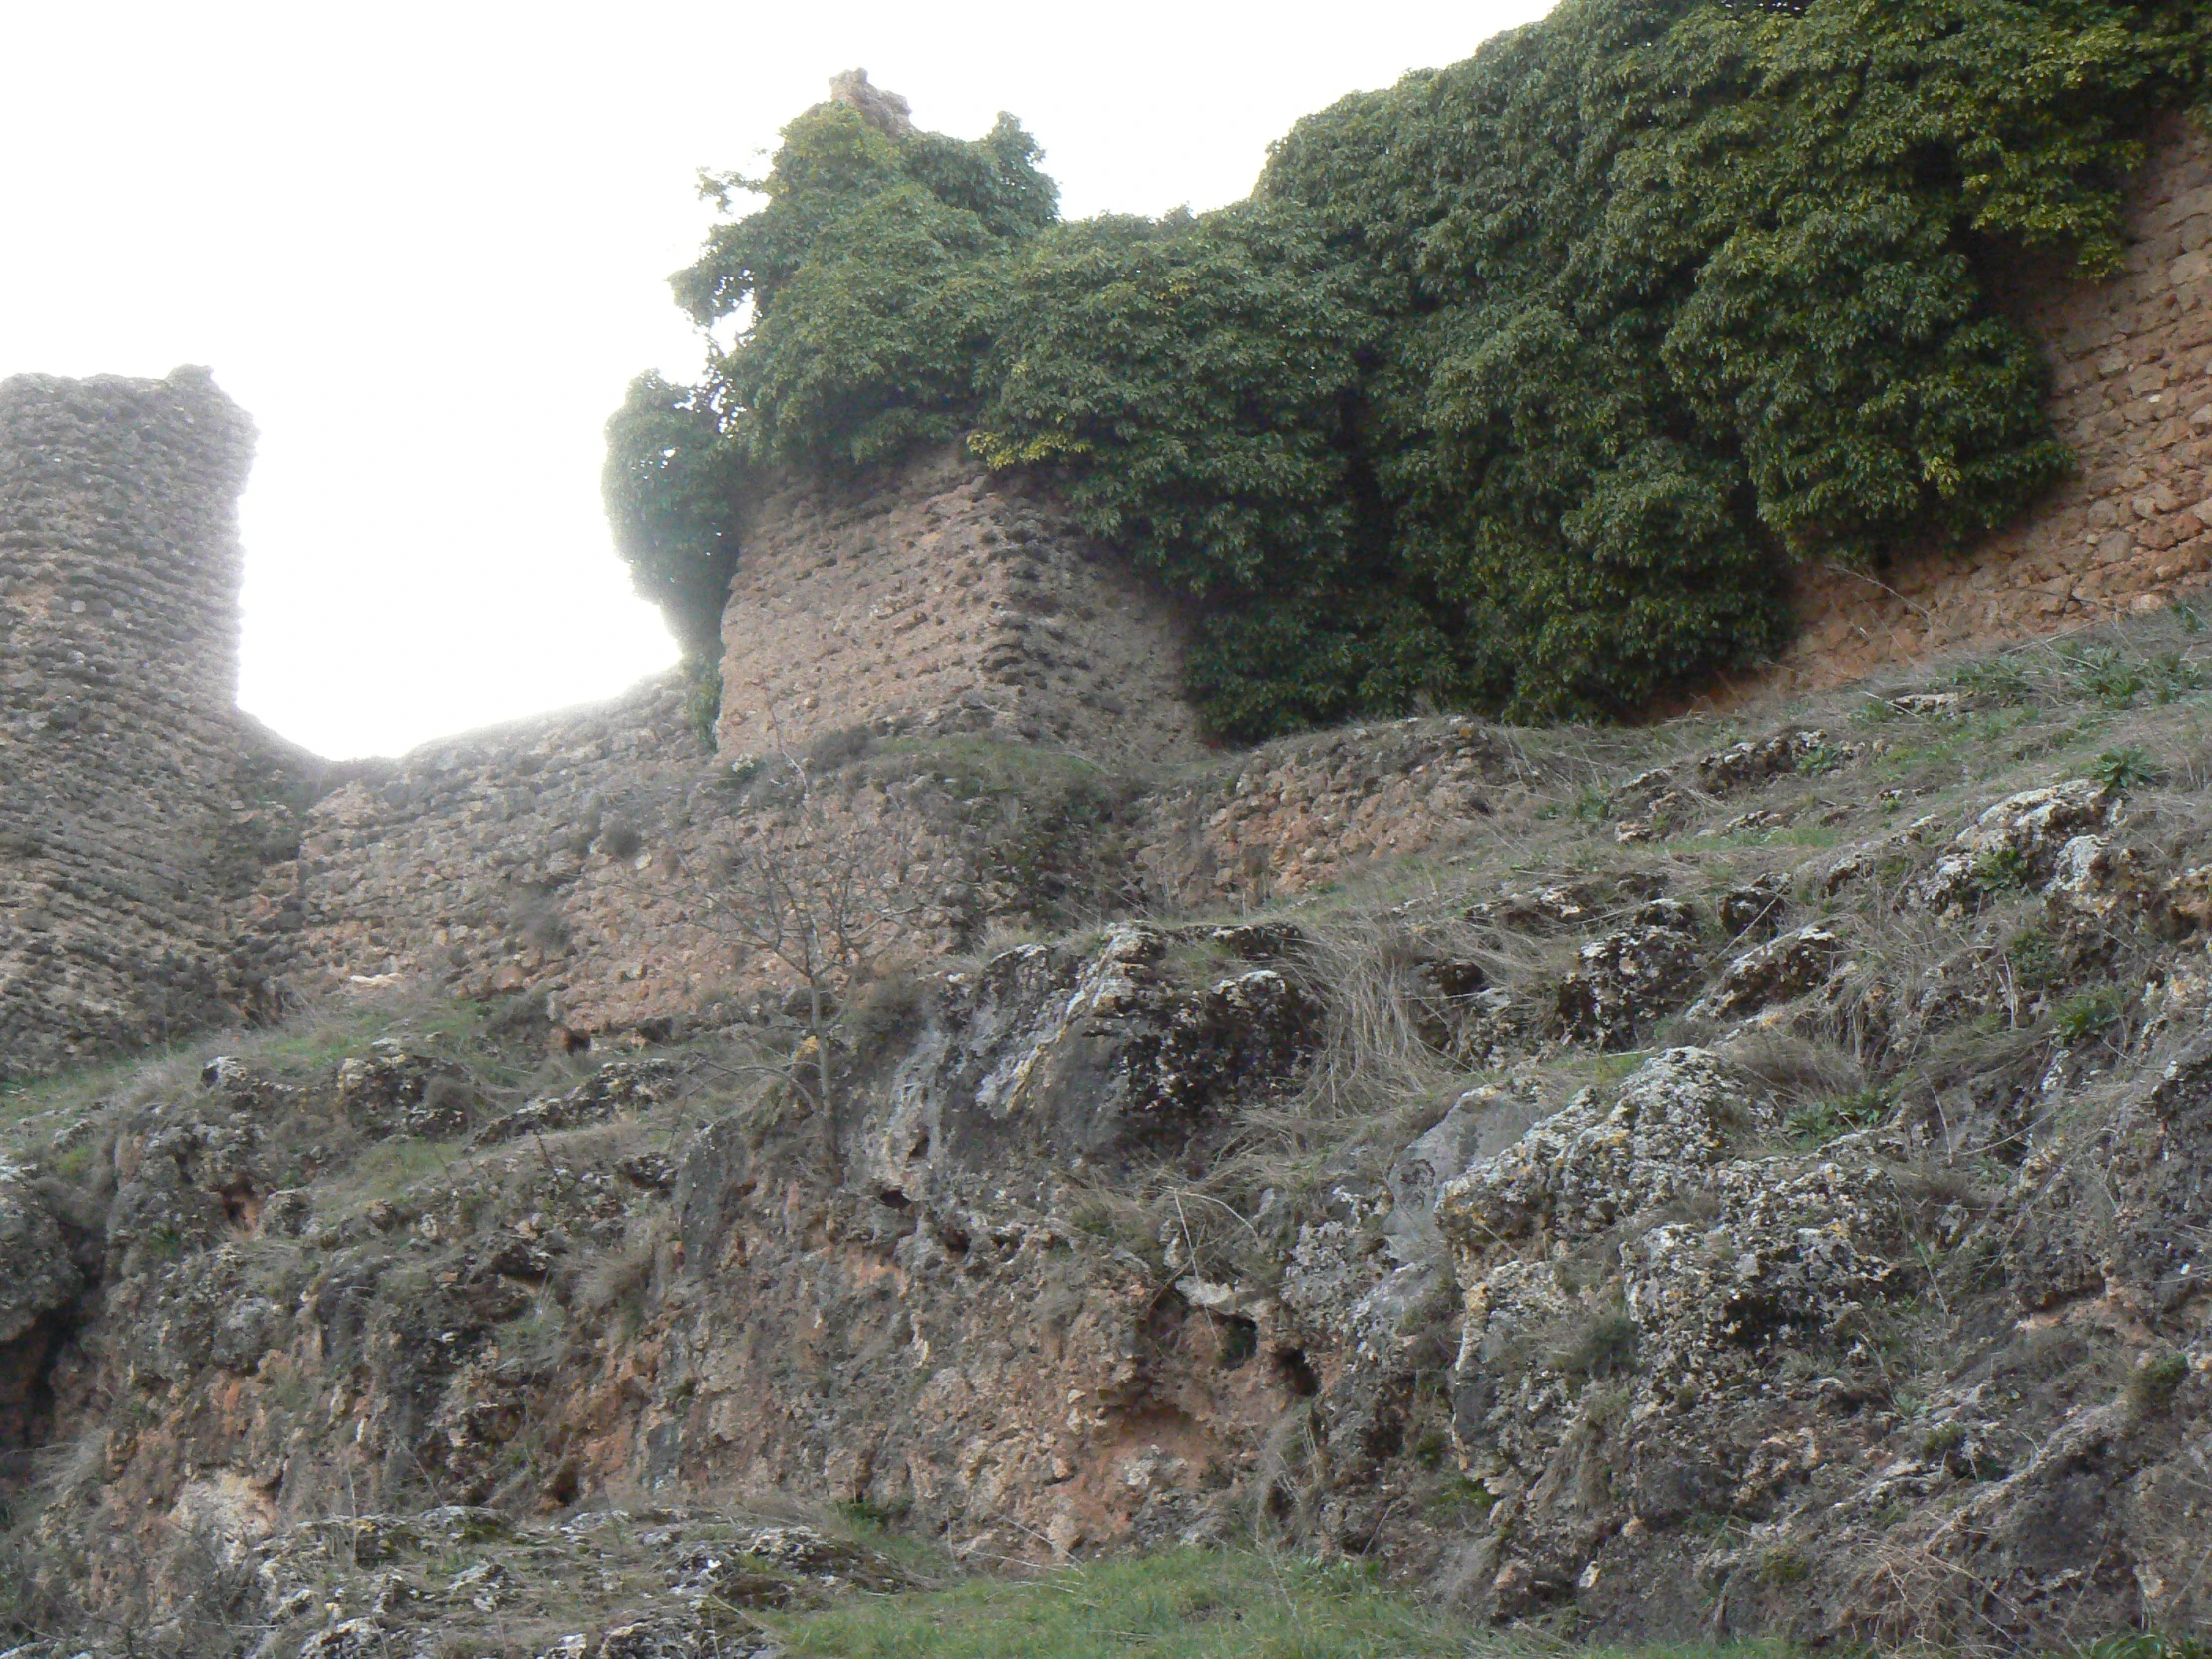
6 615 2212 1657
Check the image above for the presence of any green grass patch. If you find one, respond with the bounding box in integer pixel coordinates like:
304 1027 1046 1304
770 1549 1803 1659
864 733 1115 799
2088 1633 2212 1659
1971 845 2035 897
1161 936 1244 988
1784 1088 1891 1149
2050 984 2127 1047
2091 745 2165 794
338 1138 463 1203
2061 644 2208 710
1951 657 2036 706
0 1045 180 1136
2004 924 2061 993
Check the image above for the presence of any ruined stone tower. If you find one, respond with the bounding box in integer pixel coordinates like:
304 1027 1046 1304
0 367 274 1076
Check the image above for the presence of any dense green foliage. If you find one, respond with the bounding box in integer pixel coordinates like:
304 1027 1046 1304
601 374 736 655
610 6 2212 736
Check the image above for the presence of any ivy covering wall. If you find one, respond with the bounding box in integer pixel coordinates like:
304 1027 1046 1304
606 1 2212 739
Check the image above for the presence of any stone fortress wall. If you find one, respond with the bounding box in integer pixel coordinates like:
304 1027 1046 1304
268 457 1506 1042
20 123 2212 1070
1768 116 2212 689
266 678 752 1038
261 453 1201 1042
269 106 2212 1044
263 686 1518 1042
0 368 315 1079
718 447 1204 769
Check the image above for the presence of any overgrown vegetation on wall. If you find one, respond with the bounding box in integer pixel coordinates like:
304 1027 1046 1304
607 0 2212 737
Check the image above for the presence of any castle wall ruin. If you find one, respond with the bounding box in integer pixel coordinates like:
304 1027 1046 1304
27 124 2212 1067
273 107 2212 1039
268 679 749 1037
717 448 1204 769
260 686 1520 1043
0 368 315 1078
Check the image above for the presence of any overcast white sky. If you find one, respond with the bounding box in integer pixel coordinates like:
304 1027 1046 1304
1 1 1550 759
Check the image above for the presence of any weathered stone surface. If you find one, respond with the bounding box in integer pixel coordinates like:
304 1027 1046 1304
1910 778 2114 910
469 1059 682 1147
1608 731 1867 831
1436 1049 1755 1244
1999 1029 2212 1311
1135 717 1516 910
0 1175 78 1352
719 446 1203 770
1760 117 2212 694
1429 1049 1917 1625
1693 729 1846 794
338 1044 472 1138
0 368 321 1077
1552 903 1703 1048
1686 926 1845 1022
0 1173 80 1449
863 925 1320 1186
1717 874 1789 940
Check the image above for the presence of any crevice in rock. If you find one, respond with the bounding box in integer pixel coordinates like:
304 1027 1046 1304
1215 1314 1258 1370
0 1300 86 1500
1272 1346 1320 1398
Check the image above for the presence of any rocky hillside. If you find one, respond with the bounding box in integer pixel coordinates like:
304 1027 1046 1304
6 612 2212 1658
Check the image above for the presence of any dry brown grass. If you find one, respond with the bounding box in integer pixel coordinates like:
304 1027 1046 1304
1051 602 2212 1306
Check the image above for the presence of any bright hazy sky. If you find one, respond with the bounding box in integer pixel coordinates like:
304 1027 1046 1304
2 1 1550 759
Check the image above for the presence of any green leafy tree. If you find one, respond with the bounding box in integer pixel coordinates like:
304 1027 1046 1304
603 88 1052 655
677 98 1053 472
610 13 2212 735
602 372 738 655
972 205 1400 734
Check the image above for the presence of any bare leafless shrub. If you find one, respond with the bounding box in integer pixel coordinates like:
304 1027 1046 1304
577 1217 669 1335
682 701 933 1174
842 971 932 1056
152 1520 264 1659
1551 1305 1640 1382
34 1427 110 1508
0 1527 81 1645
417 1072 480 1131
483 992 553 1046
802 723 875 773
596 818 643 860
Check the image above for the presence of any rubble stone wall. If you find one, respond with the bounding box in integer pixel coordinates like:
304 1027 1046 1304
0 368 311 1077
1132 717 1535 914
272 680 748 1036
270 678 1001 1038
275 687 1540 1041
718 447 1205 770
1768 116 2212 691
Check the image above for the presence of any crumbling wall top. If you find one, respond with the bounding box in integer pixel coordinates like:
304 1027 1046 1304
0 364 256 713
